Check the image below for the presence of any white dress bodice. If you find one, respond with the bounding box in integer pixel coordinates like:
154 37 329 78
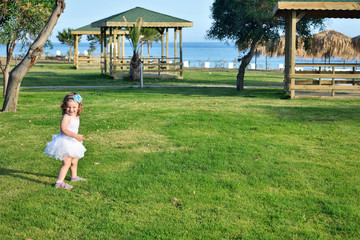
60 115 79 135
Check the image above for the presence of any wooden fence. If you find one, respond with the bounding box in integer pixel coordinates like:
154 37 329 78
102 56 183 78
75 56 101 69
286 63 360 98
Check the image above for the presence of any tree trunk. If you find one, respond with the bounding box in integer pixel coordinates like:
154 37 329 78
1 41 16 97
236 36 262 91
129 51 141 82
147 42 151 58
2 68 9 98
0 61 10 98
68 46 72 62
236 52 253 91
2 0 66 112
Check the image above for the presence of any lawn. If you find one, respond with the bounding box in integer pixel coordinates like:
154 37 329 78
0 63 284 87
0 64 359 239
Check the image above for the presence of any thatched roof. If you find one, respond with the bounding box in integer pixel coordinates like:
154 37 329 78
257 30 359 60
256 35 311 59
311 30 355 60
353 35 360 50
352 35 360 59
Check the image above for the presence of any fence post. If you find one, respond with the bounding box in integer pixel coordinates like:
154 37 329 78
140 61 144 88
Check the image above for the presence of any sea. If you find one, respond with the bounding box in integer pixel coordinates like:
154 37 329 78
0 41 357 70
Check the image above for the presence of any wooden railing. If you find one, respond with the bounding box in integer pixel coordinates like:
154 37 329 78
76 56 101 68
103 56 183 78
286 63 360 97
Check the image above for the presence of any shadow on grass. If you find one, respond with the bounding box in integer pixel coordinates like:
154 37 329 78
21 86 288 99
0 168 53 185
32 63 75 70
19 68 283 87
22 71 121 87
132 74 282 86
261 104 360 122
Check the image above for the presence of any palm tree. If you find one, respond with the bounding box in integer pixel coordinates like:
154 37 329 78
124 16 143 81
56 28 81 62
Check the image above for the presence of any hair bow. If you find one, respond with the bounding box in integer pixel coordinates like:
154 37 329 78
73 94 82 103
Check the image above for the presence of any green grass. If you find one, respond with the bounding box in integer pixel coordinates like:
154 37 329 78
0 64 360 239
0 63 284 87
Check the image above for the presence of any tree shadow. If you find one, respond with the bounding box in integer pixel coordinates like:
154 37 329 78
21 86 287 99
22 68 283 87
0 167 54 185
259 104 360 123
22 71 118 87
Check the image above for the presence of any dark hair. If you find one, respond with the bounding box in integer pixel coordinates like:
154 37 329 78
60 92 83 116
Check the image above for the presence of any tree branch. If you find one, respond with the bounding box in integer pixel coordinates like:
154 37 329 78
13 0 65 75
0 60 4 73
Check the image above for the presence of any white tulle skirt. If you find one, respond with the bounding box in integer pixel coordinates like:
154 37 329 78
44 134 86 161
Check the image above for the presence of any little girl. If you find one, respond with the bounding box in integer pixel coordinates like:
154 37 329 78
44 92 87 189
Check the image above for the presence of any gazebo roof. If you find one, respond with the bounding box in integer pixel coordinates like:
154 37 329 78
273 0 360 18
91 7 193 28
71 24 128 35
71 24 102 35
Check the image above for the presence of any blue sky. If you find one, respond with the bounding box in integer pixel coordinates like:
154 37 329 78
51 0 360 42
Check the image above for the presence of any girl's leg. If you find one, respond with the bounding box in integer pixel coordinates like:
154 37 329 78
57 157 72 182
70 158 79 178
69 158 87 182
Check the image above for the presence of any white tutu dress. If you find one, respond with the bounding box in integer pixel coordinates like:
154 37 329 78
44 114 86 160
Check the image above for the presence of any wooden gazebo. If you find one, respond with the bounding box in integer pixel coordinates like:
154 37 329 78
71 25 128 69
273 0 360 98
91 7 193 78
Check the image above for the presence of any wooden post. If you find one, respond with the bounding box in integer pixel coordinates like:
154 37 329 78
158 57 161 76
353 66 355 85
161 31 165 74
100 28 104 74
166 28 169 63
115 32 119 75
284 15 290 93
289 10 297 99
117 33 120 59
332 66 335 97
112 28 116 78
109 28 113 74
121 34 125 70
174 28 178 65
104 27 107 74
180 28 183 78
161 32 164 61
74 35 79 69
121 35 125 58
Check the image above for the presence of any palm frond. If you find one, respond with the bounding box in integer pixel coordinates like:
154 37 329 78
123 16 143 54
